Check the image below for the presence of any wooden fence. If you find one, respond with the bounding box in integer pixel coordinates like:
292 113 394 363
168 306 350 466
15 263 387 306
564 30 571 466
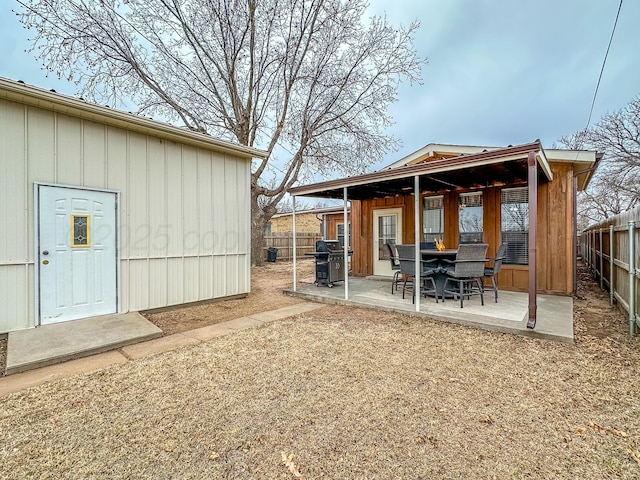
263 232 323 261
582 207 640 335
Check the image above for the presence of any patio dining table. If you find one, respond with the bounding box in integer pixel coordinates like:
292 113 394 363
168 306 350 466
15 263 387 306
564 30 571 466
420 249 458 298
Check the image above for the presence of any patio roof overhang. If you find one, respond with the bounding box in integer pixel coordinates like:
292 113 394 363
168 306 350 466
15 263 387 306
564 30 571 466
289 141 551 200
289 141 550 330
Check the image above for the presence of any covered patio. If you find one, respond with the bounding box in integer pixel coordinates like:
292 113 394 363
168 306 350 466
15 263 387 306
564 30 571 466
287 141 599 339
285 275 573 343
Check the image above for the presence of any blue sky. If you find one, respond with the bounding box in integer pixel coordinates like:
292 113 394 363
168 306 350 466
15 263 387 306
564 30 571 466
1 0 638 169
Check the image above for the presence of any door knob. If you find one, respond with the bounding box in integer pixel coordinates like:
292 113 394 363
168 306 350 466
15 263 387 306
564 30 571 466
42 260 49 265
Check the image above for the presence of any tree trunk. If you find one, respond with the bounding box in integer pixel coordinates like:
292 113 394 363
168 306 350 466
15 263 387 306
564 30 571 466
251 191 277 266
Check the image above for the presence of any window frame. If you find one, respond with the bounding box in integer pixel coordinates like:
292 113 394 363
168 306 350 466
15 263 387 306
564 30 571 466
458 191 483 244
337 222 351 248
500 187 529 265
422 195 444 243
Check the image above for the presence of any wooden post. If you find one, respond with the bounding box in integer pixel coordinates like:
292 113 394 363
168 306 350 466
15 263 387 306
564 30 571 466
526 150 538 329
610 225 614 306
599 228 604 289
629 220 636 336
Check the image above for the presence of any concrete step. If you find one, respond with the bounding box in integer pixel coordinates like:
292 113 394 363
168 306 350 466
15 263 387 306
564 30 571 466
5 312 162 375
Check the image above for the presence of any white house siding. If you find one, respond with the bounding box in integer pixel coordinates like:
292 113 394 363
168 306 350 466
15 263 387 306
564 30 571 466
0 93 253 333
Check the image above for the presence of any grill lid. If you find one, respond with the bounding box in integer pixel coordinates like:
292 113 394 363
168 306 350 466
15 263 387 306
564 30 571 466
316 240 344 253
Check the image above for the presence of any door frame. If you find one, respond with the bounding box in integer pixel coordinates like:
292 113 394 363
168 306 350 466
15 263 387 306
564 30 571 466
34 182 121 326
372 207 403 276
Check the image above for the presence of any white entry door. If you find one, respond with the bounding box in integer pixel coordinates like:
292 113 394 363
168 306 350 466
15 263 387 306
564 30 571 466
38 185 117 325
372 208 403 276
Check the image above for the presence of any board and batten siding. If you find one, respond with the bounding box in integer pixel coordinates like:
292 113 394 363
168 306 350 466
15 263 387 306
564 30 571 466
344 159 577 295
0 97 251 333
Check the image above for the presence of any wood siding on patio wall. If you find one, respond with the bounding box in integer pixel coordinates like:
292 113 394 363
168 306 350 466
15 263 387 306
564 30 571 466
324 214 351 241
346 161 576 295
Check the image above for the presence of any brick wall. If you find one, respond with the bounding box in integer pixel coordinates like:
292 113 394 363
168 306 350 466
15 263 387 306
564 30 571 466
270 212 321 234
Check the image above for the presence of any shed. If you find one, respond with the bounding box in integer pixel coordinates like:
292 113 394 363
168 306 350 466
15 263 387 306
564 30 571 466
0 77 267 333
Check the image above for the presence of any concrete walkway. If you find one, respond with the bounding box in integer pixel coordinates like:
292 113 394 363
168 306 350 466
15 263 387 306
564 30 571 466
0 302 323 397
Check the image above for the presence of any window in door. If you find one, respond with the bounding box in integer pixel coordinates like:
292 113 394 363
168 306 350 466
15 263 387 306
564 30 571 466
70 214 91 247
378 215 397 261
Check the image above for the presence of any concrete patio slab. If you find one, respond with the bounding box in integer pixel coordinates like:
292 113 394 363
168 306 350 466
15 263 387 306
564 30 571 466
286 277 573 343
5 312 162 375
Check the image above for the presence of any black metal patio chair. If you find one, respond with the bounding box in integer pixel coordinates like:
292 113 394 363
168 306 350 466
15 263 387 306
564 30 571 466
482 242 508 303
442 243 488 308
396 244 440 303
384 241 402 294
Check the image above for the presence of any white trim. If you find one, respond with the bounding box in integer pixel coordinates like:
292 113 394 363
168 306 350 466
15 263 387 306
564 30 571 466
343 187 348 300
383 143 500 170
34 181 120 195
414 175 421 312
33 185 41 327
292 196 297 292
372 207 403 277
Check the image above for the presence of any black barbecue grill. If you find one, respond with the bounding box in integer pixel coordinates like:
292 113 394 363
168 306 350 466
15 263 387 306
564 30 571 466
306 240 352 287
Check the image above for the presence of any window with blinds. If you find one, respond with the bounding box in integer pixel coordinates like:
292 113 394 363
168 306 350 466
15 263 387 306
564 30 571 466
501 187 529 265
423 195 444 242
458 192 483 244
337 223 351 247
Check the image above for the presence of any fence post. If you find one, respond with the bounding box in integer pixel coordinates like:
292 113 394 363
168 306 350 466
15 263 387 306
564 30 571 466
629 220 636 336
587 230 592 272
610 224 614 306
599 228 604 289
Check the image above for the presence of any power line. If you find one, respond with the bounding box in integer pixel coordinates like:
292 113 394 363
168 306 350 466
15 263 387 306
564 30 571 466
584 0 624 131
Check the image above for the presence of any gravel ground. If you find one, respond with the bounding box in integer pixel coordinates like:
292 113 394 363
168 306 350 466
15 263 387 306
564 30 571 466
0 263 639 479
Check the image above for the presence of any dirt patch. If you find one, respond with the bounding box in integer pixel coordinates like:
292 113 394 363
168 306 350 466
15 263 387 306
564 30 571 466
143 258 315 335
0 337 6 377
573 261 630 340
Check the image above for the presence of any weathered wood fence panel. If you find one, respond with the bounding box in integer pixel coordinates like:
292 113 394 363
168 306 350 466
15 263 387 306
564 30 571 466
582 207 640 335
264 232 323 261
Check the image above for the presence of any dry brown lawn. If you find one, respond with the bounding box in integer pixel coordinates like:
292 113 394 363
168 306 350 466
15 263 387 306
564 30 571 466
143 259 315 335
1 260 639 479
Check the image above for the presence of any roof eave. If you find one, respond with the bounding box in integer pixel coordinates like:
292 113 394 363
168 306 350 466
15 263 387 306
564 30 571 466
0 77 268 160
290 141 548 198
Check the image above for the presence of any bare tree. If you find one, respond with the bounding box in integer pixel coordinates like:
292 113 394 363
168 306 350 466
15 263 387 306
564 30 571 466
276 198 331 213
561 96 640 225
17 0 424 263
501 203 529 232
